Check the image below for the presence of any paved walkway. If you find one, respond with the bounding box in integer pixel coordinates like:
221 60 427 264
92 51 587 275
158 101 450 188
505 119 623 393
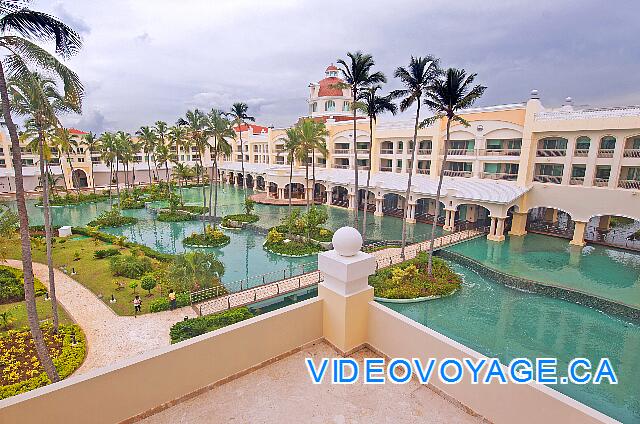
3 260 197 375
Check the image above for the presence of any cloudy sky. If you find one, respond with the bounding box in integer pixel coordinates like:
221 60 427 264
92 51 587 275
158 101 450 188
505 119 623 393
31 0 640 133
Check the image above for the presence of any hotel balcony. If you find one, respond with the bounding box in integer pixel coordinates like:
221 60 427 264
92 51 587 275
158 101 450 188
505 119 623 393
333 163 350 169
417 148 432 155
569 177 585 185
533 174 562 184
477 148 521 156
597 149 615 158
536 137 567 157
618 179 640 189
443 169 472 178
574 149 590 157
480 172 518 181
443 148 475 156
379 148 394 154
536 148 566 157
593 178 610 187
379 166 393 172
623 148 640 158
333 148 350 155
416 168 430 175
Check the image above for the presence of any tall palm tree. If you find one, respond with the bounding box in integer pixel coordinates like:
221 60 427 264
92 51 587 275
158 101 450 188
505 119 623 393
82 132 100 193
9 72 81 336
205 109 233 223
423 67 486 275
181 109 209 228
356 86 397 242
136 126 156 187
99 131 117 202
115 131 133 189
390 55 440 258
336 51 385 228
0 0 83 383
173 162 190 202
281 127 302 231
54 127 80 193
229 102 254 199
153 120 169 182
297 118 328 212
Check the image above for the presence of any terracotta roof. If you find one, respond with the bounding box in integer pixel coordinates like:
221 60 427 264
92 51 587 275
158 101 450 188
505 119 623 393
68 128 88 135
307 115 365 124
317 76 345 97
234 123 269 135
326 64 339 72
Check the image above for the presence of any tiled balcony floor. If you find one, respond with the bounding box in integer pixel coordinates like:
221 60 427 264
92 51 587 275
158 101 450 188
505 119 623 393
139 341 484 423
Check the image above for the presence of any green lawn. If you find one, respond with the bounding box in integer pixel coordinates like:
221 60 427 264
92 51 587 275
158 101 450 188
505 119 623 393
0 297 73 336
1 236 167 316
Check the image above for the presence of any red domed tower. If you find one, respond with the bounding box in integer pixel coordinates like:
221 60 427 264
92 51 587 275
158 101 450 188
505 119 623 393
307 64 355 119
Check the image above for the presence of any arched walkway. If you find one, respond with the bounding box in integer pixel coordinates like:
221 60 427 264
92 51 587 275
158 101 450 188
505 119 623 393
382 193 406 218
236 173 244 187
456 203 490 229
268 182 278 198
585 214 640 251
415 198 446 224
256 176 265 191
284 183 305 199
314 183 327 203
526 206 575 238
245 174 254 189
357 189 376 212
72 169 89 189
331 186 349 207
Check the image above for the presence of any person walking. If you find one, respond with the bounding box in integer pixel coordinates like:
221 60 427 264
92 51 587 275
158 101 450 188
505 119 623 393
133 295 142 316
168 289 177 310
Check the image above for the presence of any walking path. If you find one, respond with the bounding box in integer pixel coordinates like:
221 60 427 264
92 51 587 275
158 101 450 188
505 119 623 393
2 259 197 375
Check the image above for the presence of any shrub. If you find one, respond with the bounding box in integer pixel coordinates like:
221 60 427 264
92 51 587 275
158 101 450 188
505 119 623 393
149 292 190 312
183 226 230 247
221 213 259 228
0 324 85 399
0 266 47 304
169 307 254 343
109 255 153 279
369 253 462 299
180 205 208 214
244 197 256 215
71 227 174 262
140 275 157 295
87 209 138 228
93 248 121 259
119 197 145 210
157 210 194 222
266 228 284 244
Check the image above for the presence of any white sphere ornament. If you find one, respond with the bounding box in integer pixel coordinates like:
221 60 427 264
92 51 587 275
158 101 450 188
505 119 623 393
332 226 363 257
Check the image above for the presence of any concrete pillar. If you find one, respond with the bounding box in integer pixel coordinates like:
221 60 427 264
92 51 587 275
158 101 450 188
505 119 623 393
598 215 610 231
487 216 506 242
570 221 587 247
428 200 437 216
552 208 559 224
348 194 356 210
466 205 477 223
318 227 376 354
405 203 416 224
306 186 313 200
324 190 332 205
443 209 454 231
374 198 383 217
509 212 528 236
544 207 554 222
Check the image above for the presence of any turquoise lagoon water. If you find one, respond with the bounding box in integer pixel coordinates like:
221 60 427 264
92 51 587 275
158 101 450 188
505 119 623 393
447 233 640 308
384 259 640 423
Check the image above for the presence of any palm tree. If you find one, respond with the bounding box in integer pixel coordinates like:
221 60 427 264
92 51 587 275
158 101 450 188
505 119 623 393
281 127 302 233
99 131 117 202
297 118 328 212
0 0 83 383
153 120 169 182
54 127 80 193
135 126 156 187
423 67 486 275
390 55 440 258
82 132 100 193
205 109 233 223
336 51 385 228
9 72 81 336
181 109 208 228
173 162 190 202
356 86 397 242
115 131 133 189
229 102 254 199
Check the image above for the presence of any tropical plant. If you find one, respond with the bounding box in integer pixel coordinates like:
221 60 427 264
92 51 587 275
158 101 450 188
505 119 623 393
152 120 170 182
167 251 224 292
297 119 328 212
205 109 233 223
53 127 80 192
82 132 100 193
356 86 397 241
244 197 256 215
135 126 157 187
229 102 254 200
99 131 117 202
280 127 302 233
0 0 83 383
140 275 157 296
180 109 209 229
422 67 486 275
336 51 385 228
390 55 440 258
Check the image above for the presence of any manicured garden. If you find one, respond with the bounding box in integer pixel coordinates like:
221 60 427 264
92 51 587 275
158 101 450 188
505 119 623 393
263 207 333 256
183 225 230 247
0 324 85 399
221 198 259 229
369 252 462 299
87 208 138 228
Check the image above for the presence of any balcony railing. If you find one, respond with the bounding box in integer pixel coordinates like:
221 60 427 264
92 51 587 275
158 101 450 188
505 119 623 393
536 149 566 157
333 148 350 155
593 178 610 187
443 170 472 178
417 149 432 155
379 166 393 172
416 168 430 175
574 149 589 157
597 149 615 158
478 148 521 156
333 164 350 169
533 174 562 184
569 177 584 185
445 149 474 156
618 179 640 189
380 149 394 154
480 172 517 181
623 148 640 158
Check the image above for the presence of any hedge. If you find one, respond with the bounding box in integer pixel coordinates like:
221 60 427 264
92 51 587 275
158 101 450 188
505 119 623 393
109 255 153 279
169 307 254 343
149 292 191 312
93 248 120 259
0 266 47 304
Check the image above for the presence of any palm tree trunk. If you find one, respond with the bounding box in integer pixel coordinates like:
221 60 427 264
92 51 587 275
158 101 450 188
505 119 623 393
0 62 59 382
131 162 136 187
427 117 450 276
288 158 293 238
38 129 59 333
352 88 359 228
91 160 96 194
239 129 246 199
362 116 374 242
400 100 421 258
200 156 206 232
115 157 120 203
147 154 153 188
311 147 316 204
108 161 113 204
305 158 310 212
67 153 78 194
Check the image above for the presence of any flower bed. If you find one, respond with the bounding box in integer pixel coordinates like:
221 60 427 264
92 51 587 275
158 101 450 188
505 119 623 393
369 252 462 299
221 213 259 229
273 225 333 243
118 197 145 210
183 226 230 248
170 307 254 343
87 209 138 228
0 266 47 305
0 324 86 399
263 228 324 257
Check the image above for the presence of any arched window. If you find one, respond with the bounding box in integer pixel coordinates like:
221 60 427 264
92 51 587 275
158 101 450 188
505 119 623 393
311 102 317 113
325 100 335 111
342 101 350 111
600 136 616 149
576 136 590 150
